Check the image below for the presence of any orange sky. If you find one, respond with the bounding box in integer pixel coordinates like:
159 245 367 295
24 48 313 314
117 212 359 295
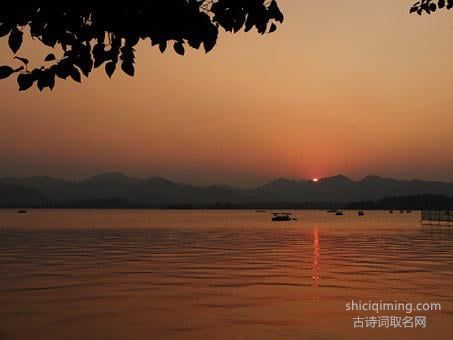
0 0 452 186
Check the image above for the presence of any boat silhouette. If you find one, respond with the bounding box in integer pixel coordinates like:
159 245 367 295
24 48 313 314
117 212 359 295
271 213 295 221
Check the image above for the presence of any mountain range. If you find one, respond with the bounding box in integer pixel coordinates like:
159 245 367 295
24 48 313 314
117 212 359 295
0 172 452 207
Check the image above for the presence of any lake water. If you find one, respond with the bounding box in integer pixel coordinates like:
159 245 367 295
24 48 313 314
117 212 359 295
0 210 452 340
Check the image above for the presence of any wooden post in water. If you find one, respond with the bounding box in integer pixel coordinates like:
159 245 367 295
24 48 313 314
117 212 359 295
421 210 453 226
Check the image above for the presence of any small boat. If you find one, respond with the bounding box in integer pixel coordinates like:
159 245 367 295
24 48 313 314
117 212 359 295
389 210 393 214
335 211 344 216
16 210 28 214
327 209 337 213
400 210 404 213
358 211 365 216
272 213 293 222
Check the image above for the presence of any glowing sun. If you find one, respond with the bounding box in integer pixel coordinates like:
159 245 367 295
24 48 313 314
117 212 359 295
313 178 319 182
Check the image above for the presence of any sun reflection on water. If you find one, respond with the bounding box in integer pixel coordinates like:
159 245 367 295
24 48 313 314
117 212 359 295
312 227 320 285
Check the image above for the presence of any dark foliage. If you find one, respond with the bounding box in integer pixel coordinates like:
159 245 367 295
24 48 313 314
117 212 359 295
0 0 284 91
410 0 453 14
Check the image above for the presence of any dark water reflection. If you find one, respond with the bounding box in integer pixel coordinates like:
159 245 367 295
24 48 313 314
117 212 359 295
0 210 452 339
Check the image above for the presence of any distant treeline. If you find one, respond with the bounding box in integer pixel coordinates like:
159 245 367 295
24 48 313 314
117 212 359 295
346 194 453 210
165 201 346 210
0 199 345 210
1 194 452 210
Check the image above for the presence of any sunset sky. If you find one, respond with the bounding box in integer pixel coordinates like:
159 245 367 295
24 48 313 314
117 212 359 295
0 0 452 187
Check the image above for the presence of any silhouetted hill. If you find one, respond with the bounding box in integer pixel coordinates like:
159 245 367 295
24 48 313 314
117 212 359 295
0 183 50 206
83 172 142 184
249 175 453 202
0 173 452 207
355 175 453 201
0 173 249 205
0 176 80 201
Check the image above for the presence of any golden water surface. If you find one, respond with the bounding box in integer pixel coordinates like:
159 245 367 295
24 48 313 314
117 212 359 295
0 210 452 340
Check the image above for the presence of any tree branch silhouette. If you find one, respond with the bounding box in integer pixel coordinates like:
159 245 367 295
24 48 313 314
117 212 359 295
0 0 284 91
410 0 453 14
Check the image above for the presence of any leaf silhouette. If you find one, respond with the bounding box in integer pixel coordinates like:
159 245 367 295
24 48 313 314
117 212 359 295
44 53 56 61
174 42 185 56
121 61 135 77
0 23 11 37
159 41 167 53
0 65 14 79
105 62 116 78
70 67 81 83
93 43 106 68
269 23 277 33
17 73 34 91
8 28 23 54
